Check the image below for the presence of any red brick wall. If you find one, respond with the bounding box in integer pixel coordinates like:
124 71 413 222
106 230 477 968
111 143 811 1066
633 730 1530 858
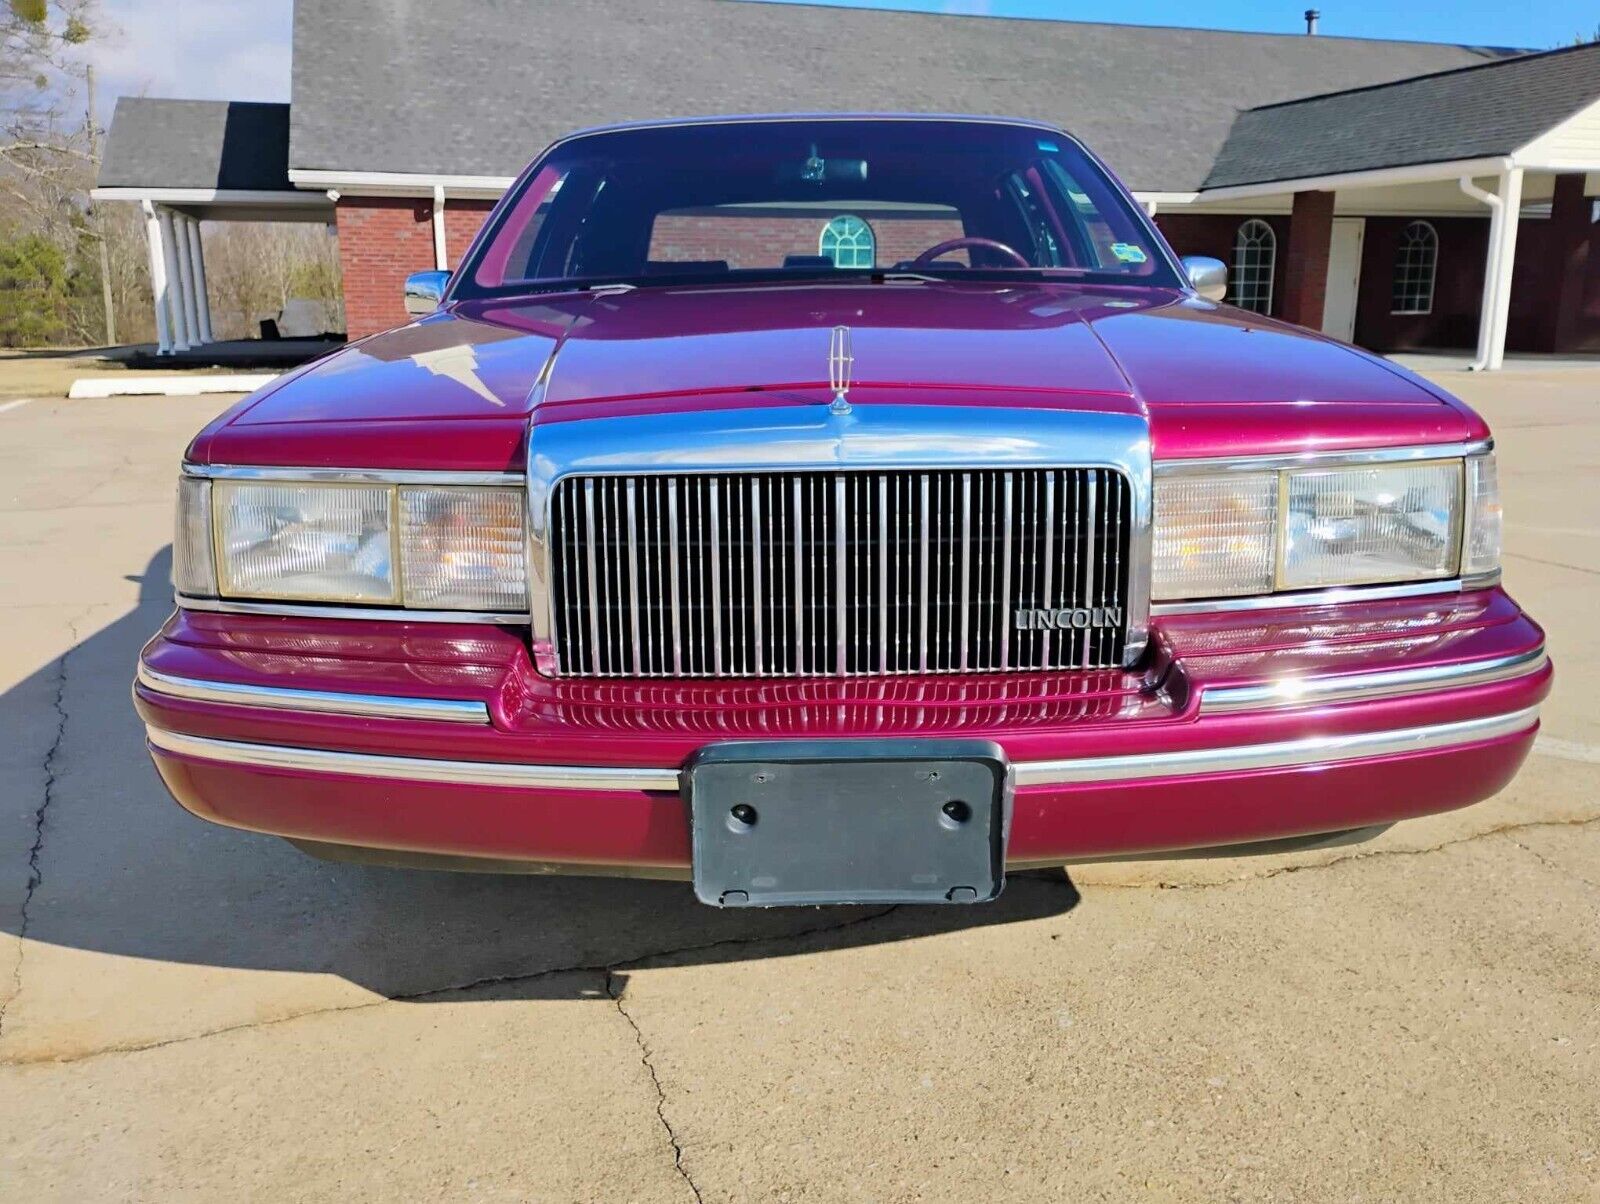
336 197 498 339
443 201 495 267
1154 212 1291 316
1281 191 1335 329
1352 217 1488 352
336 197 435 338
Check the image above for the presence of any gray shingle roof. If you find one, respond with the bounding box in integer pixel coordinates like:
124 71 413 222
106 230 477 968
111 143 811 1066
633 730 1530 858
97 99 293 191
289 0 1509 193
1206 41 1600 189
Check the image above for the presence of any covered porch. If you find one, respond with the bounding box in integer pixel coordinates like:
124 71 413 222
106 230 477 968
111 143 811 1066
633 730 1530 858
91 99 336 358
1156 42 1600 370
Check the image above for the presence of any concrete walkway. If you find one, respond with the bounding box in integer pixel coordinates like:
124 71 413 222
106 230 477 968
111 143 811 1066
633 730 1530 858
0 375 1595 1201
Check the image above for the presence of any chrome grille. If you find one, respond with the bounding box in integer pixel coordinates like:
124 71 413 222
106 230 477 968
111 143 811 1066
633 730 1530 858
547 469 1132 678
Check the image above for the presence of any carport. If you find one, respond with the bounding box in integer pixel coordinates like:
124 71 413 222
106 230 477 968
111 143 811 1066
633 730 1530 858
1177 42 1600 369
91 99 333 356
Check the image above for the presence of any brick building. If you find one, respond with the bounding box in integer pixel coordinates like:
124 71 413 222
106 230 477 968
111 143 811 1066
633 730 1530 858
95 0 1600 369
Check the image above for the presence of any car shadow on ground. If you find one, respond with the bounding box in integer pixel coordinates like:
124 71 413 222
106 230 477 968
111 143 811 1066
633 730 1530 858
3 547 1079 1006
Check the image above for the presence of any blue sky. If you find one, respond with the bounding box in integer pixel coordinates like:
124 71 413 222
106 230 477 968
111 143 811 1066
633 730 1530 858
88 0 1595 125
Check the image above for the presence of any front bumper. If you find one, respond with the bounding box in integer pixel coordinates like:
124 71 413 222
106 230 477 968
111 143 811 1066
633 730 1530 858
134 587 1550 868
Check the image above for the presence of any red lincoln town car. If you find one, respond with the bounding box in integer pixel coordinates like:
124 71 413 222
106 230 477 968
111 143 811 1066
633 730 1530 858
134 116 1549 906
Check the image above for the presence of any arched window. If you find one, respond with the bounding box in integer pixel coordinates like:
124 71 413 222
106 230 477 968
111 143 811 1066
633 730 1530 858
819 215 875 269
1230 219 1276 314
1392 220 1438 314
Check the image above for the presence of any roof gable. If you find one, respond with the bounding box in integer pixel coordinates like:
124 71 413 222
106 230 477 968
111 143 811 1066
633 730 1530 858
1205 40 1600 189
288 0 1509 193
97 99 293 192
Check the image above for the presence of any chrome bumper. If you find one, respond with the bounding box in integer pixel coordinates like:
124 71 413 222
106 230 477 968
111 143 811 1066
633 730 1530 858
138 643 1547 792
145 703 1540 794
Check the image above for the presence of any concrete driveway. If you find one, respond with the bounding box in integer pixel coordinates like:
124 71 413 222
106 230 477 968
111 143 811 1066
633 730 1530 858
1 370 1596 1202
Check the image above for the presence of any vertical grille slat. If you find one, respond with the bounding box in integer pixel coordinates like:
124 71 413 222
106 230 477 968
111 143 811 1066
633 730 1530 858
549 468 1131 678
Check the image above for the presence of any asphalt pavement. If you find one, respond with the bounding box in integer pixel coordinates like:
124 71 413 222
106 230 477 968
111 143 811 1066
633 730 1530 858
1 370 1595 1202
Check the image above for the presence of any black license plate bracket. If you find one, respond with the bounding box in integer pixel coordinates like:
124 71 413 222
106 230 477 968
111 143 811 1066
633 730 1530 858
683 739 1011 907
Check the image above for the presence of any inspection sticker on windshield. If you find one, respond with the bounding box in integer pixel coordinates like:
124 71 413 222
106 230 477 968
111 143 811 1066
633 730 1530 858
1110 243 1148 264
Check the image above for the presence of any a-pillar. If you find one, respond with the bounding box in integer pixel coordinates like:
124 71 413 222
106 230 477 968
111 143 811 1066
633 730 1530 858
140 201 174 355
183 215 215 343
1280 190 1335 329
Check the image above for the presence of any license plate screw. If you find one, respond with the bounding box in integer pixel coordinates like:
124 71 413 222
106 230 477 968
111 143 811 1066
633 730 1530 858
941 800 971 828
730 804 758 828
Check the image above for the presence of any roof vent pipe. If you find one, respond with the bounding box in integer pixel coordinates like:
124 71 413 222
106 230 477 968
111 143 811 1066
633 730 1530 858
1304 9 1320 33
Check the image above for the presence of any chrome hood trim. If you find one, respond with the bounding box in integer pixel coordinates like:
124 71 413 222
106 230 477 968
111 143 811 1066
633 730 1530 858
524 403 1154 673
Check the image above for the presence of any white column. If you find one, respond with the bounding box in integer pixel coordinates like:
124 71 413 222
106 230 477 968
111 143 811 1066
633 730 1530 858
184 216 214 343
173 213 202 348
1465 167 1524 372
157 207 191 351
1484 168 1523 372
141 201 174 355
432 184 448 269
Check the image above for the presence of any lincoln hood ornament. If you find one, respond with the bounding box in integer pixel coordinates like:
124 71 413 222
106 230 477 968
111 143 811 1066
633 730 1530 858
828 325 853 415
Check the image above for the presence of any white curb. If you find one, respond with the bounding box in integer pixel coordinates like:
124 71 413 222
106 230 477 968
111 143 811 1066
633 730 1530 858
68 374 279 399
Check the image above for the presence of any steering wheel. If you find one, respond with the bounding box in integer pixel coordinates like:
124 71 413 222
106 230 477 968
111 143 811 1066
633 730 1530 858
911 237 1031 269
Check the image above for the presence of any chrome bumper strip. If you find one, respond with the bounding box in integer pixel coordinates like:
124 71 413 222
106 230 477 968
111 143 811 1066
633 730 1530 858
146 726 677 792
1012 706 1538 786
1151 577 1488 616
146 704 1540 793
137 664 491 725
175 594 528 626
1199 646 1548 715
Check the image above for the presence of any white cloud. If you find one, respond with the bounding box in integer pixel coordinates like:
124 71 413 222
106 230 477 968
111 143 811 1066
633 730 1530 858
88 0 293 122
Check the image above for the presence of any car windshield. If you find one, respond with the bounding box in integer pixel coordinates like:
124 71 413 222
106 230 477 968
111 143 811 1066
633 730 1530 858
457 118 1181 297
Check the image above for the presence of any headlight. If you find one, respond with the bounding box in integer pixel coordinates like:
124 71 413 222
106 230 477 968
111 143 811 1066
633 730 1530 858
1154 452 1498 602
174 473 528 612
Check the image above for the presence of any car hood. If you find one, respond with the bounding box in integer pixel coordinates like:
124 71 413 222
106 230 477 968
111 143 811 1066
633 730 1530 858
194 282 1478 467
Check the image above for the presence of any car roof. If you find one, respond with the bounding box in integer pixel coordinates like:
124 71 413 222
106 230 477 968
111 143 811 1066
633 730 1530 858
551 113 1068 143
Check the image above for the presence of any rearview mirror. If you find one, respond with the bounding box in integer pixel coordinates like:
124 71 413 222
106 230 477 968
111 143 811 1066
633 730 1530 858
1181 256 1227 302
404 269 452 316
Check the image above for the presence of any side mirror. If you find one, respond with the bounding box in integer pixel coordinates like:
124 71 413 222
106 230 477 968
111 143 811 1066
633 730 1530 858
404 269 452 316
1181 256 1227 302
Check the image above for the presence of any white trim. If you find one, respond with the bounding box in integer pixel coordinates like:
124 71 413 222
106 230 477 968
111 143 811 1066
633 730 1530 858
174 213 202 346
1514 93 1600 172
288 168 514 198
432 183 448 269
140 199 174 355
1131 191 1199 207
1321 216 1365 340
1461 169 1523 371
69 374 279 399
92 187 329 207
185 217 214 343
156 207 190 352
1198 157 1514 204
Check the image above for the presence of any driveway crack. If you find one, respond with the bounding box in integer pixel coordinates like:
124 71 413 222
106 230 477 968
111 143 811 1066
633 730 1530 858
1503 833 1600 892
1 616 79 1040
1 903 901 1068
608 966 704 1203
